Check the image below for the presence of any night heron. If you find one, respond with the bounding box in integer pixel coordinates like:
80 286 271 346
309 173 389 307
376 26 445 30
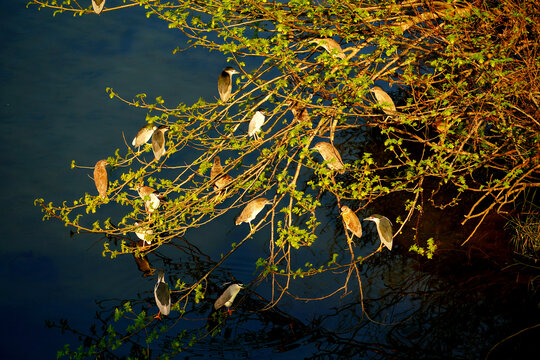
214 282 243 315
211 156 233 190
93 159 108 199
151 125 169 161
364 214 393 251
132 124 157 149
91 0 105 14
136 185 161 213
290 104 310 125
218 67 240 102
154 269 171 319
132 253 154 277
313 142 345 174
235 198 272 230
309 38 345 60
248 110 266 139
370 86 396 115
341 206 362 242
134 222 153 245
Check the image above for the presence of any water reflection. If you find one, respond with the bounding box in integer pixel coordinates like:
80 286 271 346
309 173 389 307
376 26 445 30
45 230 538 359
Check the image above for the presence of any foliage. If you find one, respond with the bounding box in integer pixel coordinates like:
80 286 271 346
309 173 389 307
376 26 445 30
506 190 540 261
30 0 539 357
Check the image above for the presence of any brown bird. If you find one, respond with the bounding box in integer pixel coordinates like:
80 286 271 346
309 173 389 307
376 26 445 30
91 0 106 14
291 105 310 125
218 67 240 102
370 86 396 115
313 142 345 174
211 156 233 190
152 125 169 161
93 159 108 198
132 124 157 148
136 185 161 213
309 38 345 60
235 198 272 230
210 156 224 180
341 206 362 242
132 252 154 278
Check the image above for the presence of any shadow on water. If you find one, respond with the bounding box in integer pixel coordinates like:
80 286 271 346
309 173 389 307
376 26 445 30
46 215 539 359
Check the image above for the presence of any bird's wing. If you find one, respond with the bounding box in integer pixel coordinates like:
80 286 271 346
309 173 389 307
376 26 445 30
155 283 171 307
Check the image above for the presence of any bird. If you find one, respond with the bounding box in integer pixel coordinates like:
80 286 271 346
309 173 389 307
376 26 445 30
214 282 243 315
290 103 310 125
248 110 266 139
136 185 161 213
154 269 171 319
211 156 233 190
91 0 105 14
309 38 345 59
313 142 345 174
132 124 157 149
93 159 108 199
132 252 154 277
151 125 169 161
134 222 153 245
218 67 240 102
235 198 272 230
364 214 393 251
370 86 396 115
341 206 362 242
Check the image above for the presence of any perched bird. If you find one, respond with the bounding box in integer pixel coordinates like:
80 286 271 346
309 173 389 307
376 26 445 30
235 198 272 230
248 110 266 139
93 159 108 198
154 269 171 319
136 185 161 213
290 103 311 125
341 206 362 242
214 282 243 315
132 124 157 148
151 125 169 161
364 214 393 251
370 86 396 115
309 38 345 60
218 67 240 102
91 0 105 14
210 156 224 179
211 156 233 190
313 142 345 174
134 222 153 245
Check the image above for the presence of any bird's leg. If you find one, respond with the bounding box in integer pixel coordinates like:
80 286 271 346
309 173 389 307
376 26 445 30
344 230 355 250
376 244 383 253
249 222 253 232
154 311 162 320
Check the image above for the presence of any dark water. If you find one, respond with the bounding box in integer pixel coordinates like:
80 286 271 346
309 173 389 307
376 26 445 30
1 2 538 359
